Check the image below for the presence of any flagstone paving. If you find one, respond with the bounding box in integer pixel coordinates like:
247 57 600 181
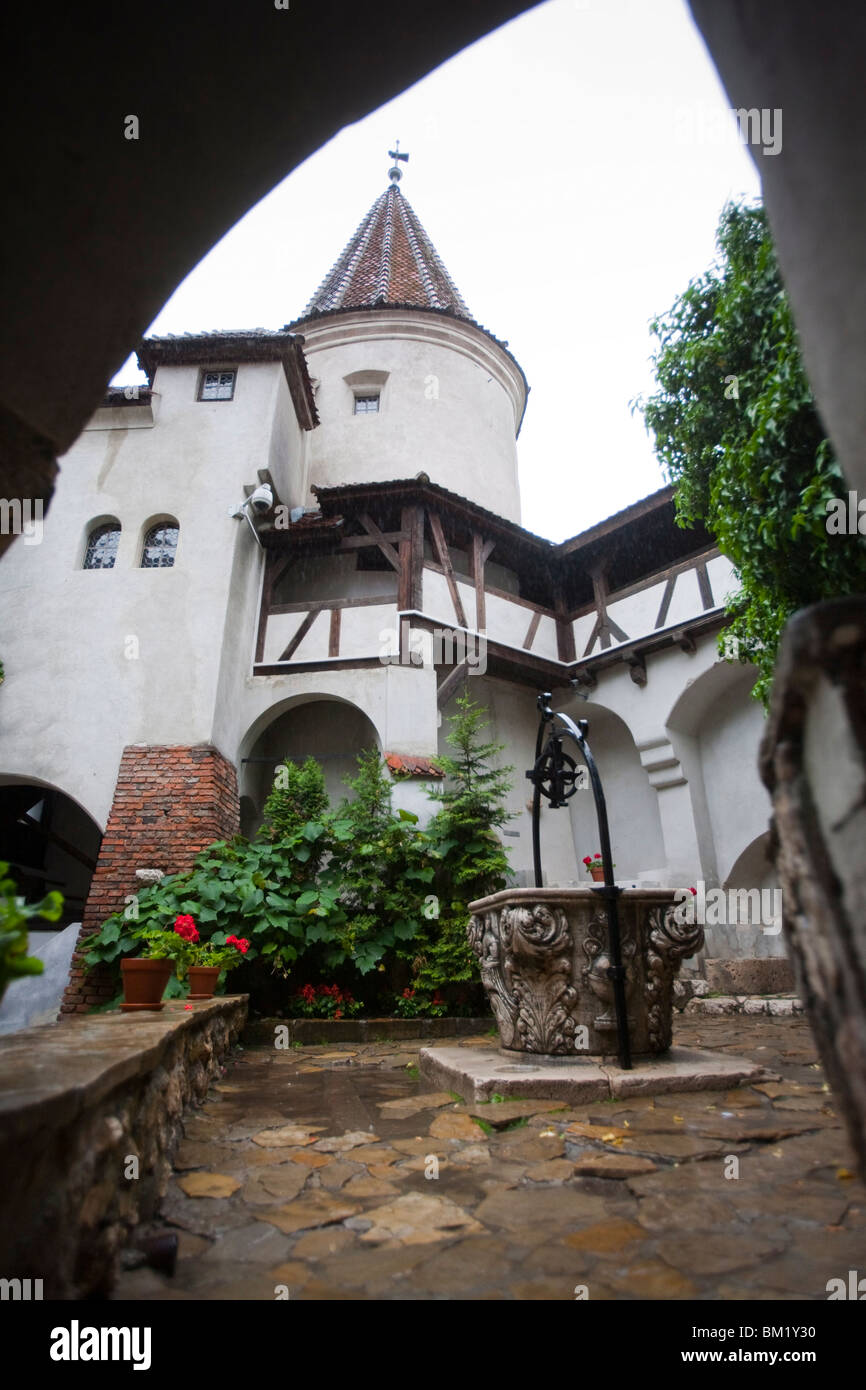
113 1016 866 1300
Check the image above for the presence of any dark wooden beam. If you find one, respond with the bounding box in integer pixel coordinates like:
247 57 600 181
591 568 629 647
523 608 542 650
654 573 677 629
269 593 396 615
696 561 714 610
398 504 425 612
278 610 319 661
360 512 401 572
429 510 468 628
583 614 603 658
472 532 487 632
328 608 341 658
437 659 470 708
339 531 406 551
255 550 276 665
568 548 720 622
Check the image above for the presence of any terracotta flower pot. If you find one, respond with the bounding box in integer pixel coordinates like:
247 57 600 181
187 966 221 1000
589 865 605 882
121 957 173 1011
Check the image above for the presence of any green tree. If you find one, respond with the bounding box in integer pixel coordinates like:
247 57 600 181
329 748 433 975
414 689 514 1000
637 199 866 706
262 756 328 840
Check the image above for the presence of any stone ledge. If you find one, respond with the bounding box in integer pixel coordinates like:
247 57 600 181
0 997 247 1140
0 996 247 1297
242 1015 492 1046
419 1043 769 1103
685 994 804 1017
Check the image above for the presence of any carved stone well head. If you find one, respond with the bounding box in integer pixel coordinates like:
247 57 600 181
467 888 703 1059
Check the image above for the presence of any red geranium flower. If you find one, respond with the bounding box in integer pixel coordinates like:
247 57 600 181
334 1010 343 1020
582 856 592 866
300 984 316 1002
174 914 199 943
402 988 415 999
233 938 250 954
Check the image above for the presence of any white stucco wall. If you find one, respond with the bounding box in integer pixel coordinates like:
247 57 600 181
696 672 773 887
0 359 305 825
296 311 525 523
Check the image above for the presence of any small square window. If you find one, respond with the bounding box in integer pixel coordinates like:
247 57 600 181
200 370 236 401
353 394 380 415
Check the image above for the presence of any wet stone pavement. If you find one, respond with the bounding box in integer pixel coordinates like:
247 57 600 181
114 1015 866 1301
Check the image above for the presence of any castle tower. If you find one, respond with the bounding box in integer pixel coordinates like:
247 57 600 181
286 157 528 523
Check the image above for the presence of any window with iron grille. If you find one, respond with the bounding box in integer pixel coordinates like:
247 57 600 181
199 370 236 401
141 523 179 568
83 522 121 570
353 394 380 414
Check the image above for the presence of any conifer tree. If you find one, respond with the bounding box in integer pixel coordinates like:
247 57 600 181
412 689 514 1003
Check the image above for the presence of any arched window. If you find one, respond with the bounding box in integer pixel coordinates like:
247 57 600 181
83 521 121 570
141 521 179 568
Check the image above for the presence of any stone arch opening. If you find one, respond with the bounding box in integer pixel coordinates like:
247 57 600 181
0 777 102 930
239 695 381 834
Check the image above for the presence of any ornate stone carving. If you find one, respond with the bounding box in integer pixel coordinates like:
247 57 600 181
469 890 704 1059
468 910 518 1048
645 904 705 1052
500 903 578 1054
581 910 637 1036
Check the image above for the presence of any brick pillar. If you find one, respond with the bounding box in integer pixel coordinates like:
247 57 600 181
59 744 240 1016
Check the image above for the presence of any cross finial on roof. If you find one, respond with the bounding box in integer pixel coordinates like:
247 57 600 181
387 140 409 185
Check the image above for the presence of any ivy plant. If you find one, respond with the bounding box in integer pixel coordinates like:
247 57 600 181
636 198 866 706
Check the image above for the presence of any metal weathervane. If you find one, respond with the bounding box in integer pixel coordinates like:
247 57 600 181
526 691 632 1070
388 140 409 184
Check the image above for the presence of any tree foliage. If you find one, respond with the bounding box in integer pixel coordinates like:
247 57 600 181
409 689 514 998
84 703 515 1015
637 199 866 705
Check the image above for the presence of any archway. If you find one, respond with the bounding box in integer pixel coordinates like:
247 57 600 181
239 696 381 834
0 778 102 930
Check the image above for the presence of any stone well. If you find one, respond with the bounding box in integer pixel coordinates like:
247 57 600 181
467 887 703 1059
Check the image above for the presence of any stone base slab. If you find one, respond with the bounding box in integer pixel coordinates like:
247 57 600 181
705 957 795 995
686 994 803 1017
419 1043 768 1103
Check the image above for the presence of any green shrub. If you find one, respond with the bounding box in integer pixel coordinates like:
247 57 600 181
402 690 513 1006
0 861 61 1003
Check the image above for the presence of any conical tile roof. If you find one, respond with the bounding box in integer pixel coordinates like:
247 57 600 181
299 184 473 320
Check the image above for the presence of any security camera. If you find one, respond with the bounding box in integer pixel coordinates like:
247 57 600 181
248 483 273 515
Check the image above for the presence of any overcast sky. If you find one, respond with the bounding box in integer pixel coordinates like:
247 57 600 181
113 0 760 542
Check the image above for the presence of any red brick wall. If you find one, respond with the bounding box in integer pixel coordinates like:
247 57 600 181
60 744 240 1016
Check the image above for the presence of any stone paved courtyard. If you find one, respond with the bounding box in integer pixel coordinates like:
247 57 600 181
114 1014 866 1301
